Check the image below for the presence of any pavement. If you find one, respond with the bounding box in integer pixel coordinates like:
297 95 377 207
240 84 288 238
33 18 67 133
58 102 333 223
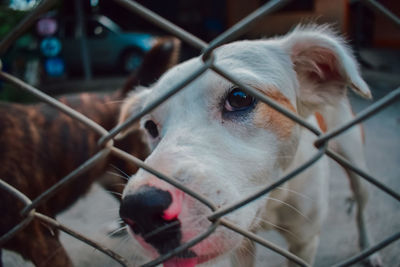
2 48 400 267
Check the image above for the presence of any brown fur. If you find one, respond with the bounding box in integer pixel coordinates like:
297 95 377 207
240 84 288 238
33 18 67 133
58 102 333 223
314 111 327 133
0 38 180 267
253 89 297 139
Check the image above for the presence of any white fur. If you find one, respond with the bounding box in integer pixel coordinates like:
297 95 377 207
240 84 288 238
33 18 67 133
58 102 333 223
120 25 380 266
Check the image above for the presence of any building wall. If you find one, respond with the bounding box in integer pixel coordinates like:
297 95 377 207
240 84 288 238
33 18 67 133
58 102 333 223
226 0 348 38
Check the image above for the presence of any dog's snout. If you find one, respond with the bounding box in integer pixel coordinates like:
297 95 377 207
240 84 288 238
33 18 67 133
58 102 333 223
119 185 184 253
120 185 172 228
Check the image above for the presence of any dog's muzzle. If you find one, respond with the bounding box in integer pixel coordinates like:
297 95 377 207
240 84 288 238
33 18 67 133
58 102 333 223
119 185 197 265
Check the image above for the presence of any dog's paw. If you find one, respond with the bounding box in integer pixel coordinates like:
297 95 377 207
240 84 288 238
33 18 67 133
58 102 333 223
363 253 383 267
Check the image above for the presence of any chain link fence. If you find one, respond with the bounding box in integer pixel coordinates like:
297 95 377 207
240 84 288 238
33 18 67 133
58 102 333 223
0 0 399 266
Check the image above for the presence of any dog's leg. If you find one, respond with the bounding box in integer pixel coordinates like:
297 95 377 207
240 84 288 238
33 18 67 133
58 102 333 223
27 223 72 267
7 220 72 267
230 238 256 267
321 99 382 267
336 144 382 267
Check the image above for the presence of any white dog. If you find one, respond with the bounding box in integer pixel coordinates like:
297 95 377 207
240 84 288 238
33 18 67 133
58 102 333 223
118 25 381 267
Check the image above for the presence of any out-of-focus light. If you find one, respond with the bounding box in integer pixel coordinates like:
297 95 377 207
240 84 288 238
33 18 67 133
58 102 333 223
90 0 99 7
9 0 38 11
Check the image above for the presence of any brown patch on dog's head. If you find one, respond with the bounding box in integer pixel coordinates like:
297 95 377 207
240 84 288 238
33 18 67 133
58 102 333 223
253 89 296 139
314 112 327 133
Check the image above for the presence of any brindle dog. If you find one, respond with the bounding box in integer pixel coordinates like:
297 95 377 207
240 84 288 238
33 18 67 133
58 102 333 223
0 38 180 267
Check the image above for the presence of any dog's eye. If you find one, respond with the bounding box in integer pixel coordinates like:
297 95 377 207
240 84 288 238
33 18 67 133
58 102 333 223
144 120 159 138
224 88 255 112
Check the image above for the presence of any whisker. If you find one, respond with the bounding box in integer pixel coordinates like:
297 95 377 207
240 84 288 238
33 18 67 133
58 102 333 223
264 196 312 223
92 219 129 252
110 165 131 179
107 225 128 238
275 186 314 201
106 171 130 181
255 216 300 241
105 190 123 197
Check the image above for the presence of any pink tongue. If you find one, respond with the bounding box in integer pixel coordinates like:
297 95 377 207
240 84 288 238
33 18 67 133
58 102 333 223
163 257 197 267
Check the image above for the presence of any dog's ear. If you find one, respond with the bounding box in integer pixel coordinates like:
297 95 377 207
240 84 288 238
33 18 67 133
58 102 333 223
116 37 181 139
281 25 371 116
116 87 151 139
120 37 181 96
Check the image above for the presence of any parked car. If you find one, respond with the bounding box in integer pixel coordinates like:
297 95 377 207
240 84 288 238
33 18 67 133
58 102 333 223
58 15 157 74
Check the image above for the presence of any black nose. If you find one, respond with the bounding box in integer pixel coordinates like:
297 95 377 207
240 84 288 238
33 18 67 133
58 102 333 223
119 185 181 254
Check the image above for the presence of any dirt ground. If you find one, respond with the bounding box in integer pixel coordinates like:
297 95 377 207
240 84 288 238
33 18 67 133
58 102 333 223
2 50 400 267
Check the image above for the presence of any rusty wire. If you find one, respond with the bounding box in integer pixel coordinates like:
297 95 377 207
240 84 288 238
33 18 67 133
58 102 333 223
0 0 399 266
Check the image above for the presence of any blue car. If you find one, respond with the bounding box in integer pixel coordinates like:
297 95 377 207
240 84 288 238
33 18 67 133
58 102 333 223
59 15 156 74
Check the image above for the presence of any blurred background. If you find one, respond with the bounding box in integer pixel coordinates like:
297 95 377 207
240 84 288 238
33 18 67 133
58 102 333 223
1 1 399 266
0 0 399 99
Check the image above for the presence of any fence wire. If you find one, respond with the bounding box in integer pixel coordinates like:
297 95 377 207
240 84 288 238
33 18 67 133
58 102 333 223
0 0 399 267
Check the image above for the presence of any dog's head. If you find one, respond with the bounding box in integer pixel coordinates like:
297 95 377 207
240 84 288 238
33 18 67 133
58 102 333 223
118 25 370 266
